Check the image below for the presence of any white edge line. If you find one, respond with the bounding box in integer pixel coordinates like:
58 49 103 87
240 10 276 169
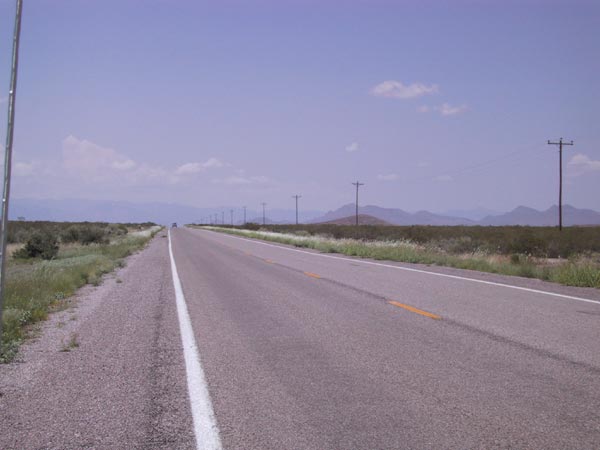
204 229 600 307
168 230 222 450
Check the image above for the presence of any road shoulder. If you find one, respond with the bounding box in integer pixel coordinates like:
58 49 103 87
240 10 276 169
0 232 195 449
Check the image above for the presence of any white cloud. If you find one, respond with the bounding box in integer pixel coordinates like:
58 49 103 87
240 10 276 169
14 161 35 176
435 174 453 182
62 135 137 181
175 162 203 175
214 175 270 185
112 159 136 170
202 157 224 168
567 153 600 177
345 142 359 152
377 173 398 181
175 157 225 175
434 103 468 116
371 80 439 99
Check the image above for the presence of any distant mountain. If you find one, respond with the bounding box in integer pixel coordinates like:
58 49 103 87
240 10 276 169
439 207 502 221
312 203 600 226
321 214 391 226
9 198 323 225
9 198 600 227
479 205 600 226
311 204 473 226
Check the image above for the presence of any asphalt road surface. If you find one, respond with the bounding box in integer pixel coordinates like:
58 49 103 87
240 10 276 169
2 227 599 449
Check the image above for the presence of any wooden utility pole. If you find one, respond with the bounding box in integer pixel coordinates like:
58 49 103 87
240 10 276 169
292 195 301 225
547 138 574 230
352 181 364 226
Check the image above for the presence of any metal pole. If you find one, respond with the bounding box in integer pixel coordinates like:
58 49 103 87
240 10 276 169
243 206 246 225
0 0 24 340
230 209 233 226
221 211 224 225
261 202 266 225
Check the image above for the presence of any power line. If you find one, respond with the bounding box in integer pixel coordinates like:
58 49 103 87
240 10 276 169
351 181 364 226
547 138 574 230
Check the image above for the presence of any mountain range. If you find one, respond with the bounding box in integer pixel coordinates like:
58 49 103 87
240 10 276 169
311 203 600 226
8 198 600 227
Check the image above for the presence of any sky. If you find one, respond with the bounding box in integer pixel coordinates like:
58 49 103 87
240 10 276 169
0 0 599 214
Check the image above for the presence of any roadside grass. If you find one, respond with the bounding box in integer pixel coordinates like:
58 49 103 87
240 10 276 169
199 226 600 290
0 231 159 363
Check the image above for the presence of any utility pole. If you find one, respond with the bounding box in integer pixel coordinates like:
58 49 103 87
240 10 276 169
547 138 574 231
351 181 364 226
214 213 218 225
230 209 233 226
243 206 247 225
261 202 267 225
0 0 24 339
221 211 225 225
292 195 301 225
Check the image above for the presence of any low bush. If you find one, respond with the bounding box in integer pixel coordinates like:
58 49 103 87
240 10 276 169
13 231 59 260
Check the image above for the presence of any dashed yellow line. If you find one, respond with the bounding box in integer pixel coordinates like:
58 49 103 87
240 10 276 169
388 301 441 320
304 272 321 279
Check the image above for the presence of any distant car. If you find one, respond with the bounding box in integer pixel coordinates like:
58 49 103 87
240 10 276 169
171 222 177 228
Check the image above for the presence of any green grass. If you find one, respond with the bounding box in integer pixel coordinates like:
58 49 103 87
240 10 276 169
0 232 158 363
200 226 600 290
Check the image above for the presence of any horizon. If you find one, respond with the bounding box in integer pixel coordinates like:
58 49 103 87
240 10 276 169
1 1 599 215
10 198 600 224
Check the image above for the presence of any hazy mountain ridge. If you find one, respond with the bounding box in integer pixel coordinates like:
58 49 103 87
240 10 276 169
311 203 600 226
9 198 322 225
311 204 474 226
9 198 600 226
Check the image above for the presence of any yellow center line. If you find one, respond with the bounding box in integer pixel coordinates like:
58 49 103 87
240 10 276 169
387 301 441 320
304 272 321 279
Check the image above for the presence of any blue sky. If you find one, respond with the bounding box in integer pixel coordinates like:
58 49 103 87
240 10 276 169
1 0 599 213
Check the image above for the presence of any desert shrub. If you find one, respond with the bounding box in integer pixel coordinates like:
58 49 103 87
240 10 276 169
13 231 59 260
242 222 261 231
78 226 108 245
507 232 548 256
106 223 128 236
60 225 81 243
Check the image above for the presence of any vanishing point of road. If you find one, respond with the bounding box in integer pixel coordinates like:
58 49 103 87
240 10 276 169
1 227 599 449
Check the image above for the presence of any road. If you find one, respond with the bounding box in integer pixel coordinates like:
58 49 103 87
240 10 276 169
172 228 600 449
1 226 599 449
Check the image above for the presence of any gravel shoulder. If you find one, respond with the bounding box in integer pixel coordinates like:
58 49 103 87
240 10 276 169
0 233 195 449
